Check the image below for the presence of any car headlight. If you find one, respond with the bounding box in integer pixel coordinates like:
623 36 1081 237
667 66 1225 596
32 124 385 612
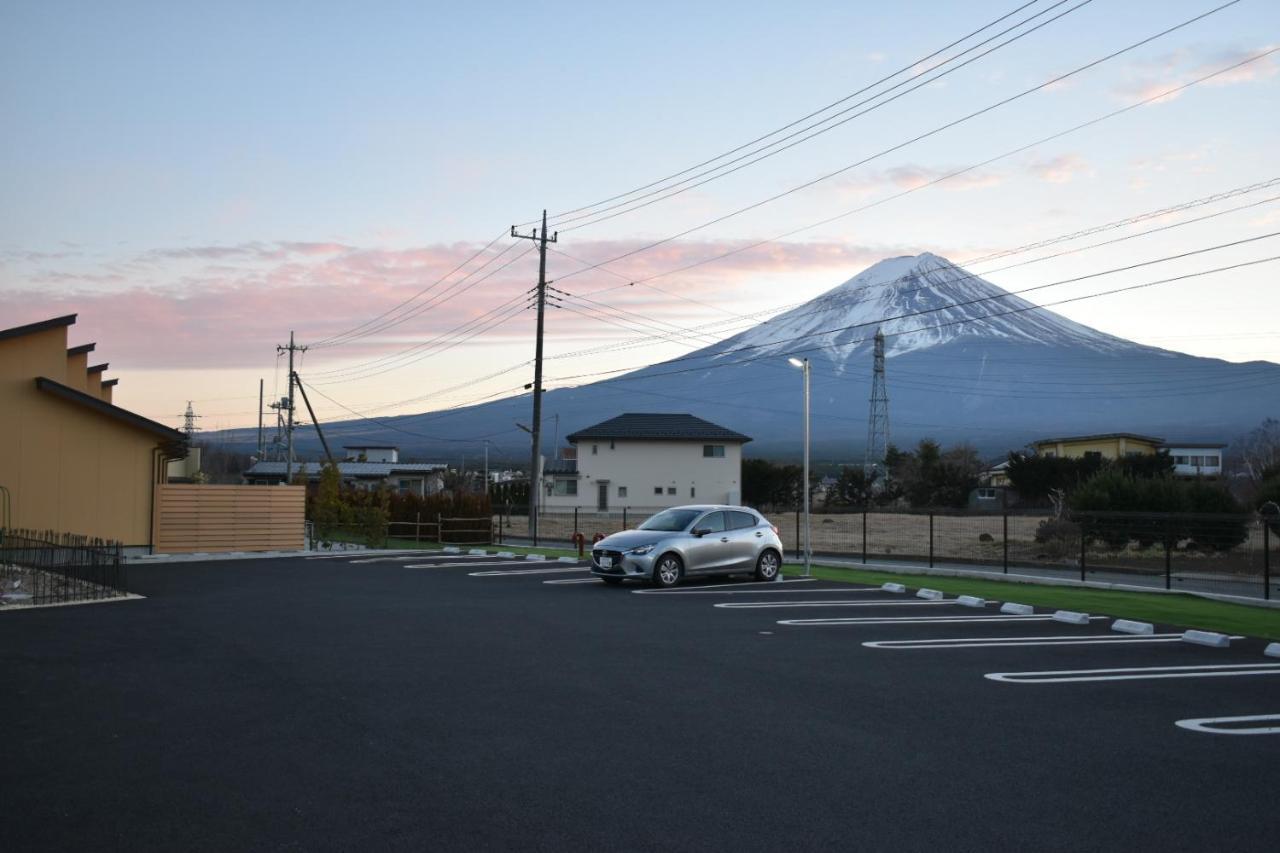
627 545 655 556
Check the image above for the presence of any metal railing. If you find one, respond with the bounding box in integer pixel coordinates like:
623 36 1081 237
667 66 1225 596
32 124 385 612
495 507 1277 601
0 527 128 606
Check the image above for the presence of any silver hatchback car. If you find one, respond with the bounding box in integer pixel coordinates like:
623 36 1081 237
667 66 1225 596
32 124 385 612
591 505 785 587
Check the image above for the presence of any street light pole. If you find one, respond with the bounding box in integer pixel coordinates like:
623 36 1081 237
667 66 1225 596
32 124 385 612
789 357 812 577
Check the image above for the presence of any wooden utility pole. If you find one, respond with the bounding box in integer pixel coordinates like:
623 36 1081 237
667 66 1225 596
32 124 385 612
511 211 557 544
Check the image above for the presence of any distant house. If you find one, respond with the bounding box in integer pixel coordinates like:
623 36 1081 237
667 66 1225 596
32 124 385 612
542 413 751 512
343 444 399 463
1162 442 1227 477
1031 433 1164 460
243 457 446 495
969 459 1018 511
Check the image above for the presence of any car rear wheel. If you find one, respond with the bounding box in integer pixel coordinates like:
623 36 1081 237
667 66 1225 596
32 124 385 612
652 554 683 588
754 550 781 582
600 576 623 585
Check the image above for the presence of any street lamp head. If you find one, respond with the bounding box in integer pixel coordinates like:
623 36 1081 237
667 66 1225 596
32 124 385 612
788 357 805 368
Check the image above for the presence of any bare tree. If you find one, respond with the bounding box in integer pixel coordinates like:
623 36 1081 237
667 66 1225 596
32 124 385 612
1239 418 1280 481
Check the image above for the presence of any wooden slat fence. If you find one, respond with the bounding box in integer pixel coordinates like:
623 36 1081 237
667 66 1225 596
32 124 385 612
152 484 306 553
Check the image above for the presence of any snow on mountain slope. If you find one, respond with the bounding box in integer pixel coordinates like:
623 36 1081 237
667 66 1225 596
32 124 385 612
711 252 1136 365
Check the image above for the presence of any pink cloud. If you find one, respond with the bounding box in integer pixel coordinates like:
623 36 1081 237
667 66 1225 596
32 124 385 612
1112 44 1278 103
1027 154 1092 185
2 237 931 371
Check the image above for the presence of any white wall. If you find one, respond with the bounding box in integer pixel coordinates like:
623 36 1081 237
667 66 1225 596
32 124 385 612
1165 446 1224 477
543 439 743 511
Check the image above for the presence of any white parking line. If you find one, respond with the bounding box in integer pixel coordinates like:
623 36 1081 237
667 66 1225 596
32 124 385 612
543 578 602 585
350 554 480 564
1175 714 1280 735
468 566 590 577
632 578 818 594
715 600 968 610
305 550 432 560
985 663 1280 684
779 615 1106 627
404 561 531 569
862 633 1198 650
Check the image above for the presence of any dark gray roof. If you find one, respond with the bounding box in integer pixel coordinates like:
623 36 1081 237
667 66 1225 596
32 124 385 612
0 314 76 344
567 413 751 444
245 461 445 479
544 459 578 476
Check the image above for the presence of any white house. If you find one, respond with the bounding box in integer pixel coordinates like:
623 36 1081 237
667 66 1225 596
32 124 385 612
343 444 399 463
543 413 750 512
1162 442 1227 477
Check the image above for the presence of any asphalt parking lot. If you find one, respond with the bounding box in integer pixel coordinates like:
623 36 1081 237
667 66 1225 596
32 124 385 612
2 550 1278 852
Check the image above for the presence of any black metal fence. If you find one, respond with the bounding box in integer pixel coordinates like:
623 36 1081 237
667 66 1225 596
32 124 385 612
0 528 128 606
499 507 1278 601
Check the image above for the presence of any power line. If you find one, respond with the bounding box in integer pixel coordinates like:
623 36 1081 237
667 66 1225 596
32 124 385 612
549 16 1259 286
547 0 1092 231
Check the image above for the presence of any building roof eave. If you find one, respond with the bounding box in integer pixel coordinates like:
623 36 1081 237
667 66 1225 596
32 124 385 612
35 377 188 443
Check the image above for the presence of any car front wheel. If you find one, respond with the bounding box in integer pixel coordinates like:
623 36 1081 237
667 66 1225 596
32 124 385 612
652 554 683 588
754 550 781 582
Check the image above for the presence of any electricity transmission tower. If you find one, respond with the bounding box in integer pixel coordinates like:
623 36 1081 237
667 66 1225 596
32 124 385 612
864 328 890 483
179 401 202 440
511 210 557 544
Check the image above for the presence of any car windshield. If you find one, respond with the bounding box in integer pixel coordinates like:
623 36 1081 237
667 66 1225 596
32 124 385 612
638 509 701 532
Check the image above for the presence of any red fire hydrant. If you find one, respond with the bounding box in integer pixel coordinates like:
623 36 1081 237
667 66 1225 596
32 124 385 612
571 531 586 559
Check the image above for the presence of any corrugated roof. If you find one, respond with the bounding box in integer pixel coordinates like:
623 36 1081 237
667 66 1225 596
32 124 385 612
245 461 446 478
1033 432 1165 446
544 459 578 476
566 413 751 443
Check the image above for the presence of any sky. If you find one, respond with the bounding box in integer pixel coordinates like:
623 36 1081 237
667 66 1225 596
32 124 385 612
2 0 1278 437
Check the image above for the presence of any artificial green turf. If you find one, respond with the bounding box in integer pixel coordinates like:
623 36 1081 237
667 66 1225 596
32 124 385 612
792 562 1280 641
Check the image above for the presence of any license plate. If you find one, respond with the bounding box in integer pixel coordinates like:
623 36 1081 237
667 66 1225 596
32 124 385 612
598 556 613 568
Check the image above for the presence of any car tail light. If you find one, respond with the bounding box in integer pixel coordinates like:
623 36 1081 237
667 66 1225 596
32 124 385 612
771 524 779 535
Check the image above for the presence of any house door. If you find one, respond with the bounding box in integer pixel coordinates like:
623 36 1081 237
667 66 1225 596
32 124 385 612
597 482 609 512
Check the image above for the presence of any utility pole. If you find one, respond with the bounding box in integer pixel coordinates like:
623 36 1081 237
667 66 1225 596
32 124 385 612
277 331 307 483
511 210 557 543
257 378 265 458
483 439 490 498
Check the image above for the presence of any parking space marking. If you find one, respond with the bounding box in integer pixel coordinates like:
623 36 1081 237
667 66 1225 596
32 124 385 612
542 578 602 585
985 663 1280 684
715 600 967 610
1175 714 1280 736
779 614 1105 627
305 550 432 560
468 566 590 577
632 578 818 594
404 558 535 563
350 554 488 564
862 633 1195 650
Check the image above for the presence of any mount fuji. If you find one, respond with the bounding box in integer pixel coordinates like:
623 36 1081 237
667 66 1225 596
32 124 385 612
218 253 1280 460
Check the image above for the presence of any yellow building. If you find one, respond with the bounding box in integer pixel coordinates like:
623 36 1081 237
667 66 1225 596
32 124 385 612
0 314 187 546
1031 432 1164 461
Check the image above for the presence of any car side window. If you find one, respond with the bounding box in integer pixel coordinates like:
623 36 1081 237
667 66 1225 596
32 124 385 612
697 511 726 533
727 511 757 530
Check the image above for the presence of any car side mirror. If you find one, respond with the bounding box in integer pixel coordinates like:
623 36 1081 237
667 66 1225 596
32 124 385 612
691 527 710 537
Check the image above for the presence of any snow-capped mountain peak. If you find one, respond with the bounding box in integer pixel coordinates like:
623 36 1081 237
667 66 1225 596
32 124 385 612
712 252 1132 365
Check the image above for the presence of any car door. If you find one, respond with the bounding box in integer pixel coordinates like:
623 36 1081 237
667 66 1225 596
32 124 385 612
683 511 728 574
724 510 763 570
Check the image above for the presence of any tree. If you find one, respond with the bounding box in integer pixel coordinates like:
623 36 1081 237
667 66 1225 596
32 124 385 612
1070 470 1247 551
742 458 803 508
1238 418 1280 481
887 439 981 508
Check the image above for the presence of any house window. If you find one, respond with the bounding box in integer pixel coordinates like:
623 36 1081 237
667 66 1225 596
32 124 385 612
618 486 627 498
398 479 414 493
1173 455 1189 465
654 487 663 495
1084 451 1102 462
977 488 997 500
667 487 676 495
552 479 578 496
690 486 696 498
592 444 598 455
703 445 726 458
1205 455 1219 466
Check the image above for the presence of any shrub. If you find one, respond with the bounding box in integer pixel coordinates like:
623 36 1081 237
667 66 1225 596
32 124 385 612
1033 517 1080 559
